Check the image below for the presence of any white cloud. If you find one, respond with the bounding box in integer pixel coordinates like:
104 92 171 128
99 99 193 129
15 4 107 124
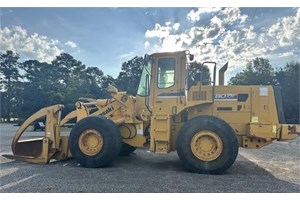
242 26 256 40
258 33 268 44
145 22 182 41
160 35 185 52
173 23 180 31
144 7 299 74
210 16 222 27
145 23 172 38
65 40 77 48
278 51 294 57
187 7 221 23
118 51 135 60
186 7 247 25
268 8 300 47
219 7 248 25
144 41 150 49
187 9 201 23
204 23 223 41
0 26 63 62
0 26 80 62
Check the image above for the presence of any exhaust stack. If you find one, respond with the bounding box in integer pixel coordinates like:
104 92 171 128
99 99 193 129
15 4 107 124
219 62 228 86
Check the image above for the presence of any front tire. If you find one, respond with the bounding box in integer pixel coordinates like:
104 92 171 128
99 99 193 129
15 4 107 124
69 116 122 168
176 115 238 174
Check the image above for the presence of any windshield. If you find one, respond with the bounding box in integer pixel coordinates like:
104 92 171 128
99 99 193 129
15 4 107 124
137 62 151 96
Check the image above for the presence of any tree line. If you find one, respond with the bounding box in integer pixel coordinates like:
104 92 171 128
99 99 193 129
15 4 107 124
0 50 299 123
1 51 116 122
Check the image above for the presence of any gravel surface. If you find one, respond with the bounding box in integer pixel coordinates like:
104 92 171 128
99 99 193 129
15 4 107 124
0 123 299 193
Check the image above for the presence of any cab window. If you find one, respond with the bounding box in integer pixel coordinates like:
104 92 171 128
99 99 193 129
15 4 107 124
157 57 175 88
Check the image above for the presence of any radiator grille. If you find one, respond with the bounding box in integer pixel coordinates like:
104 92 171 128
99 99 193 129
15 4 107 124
192 91 207 100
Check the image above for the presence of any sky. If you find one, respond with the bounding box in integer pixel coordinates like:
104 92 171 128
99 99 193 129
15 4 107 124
0 7 299 83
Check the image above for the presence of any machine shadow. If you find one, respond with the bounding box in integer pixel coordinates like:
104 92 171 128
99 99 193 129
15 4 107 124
0 150 299 193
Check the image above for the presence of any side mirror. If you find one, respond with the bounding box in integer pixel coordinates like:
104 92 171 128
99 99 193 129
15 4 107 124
144 54 150 66
189 54 194 61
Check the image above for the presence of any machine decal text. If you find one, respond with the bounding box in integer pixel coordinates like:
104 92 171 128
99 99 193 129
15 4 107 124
214 94 237 100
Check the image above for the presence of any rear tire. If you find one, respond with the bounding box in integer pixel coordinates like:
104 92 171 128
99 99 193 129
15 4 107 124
176 115 238 174
119 143 136 156
69 116 122 168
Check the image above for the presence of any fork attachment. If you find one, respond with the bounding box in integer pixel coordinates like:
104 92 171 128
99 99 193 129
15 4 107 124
2 104 71 164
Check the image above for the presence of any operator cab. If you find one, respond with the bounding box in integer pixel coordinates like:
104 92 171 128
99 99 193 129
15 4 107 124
137 50 222 115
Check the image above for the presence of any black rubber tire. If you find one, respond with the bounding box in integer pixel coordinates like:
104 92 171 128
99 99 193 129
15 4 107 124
176 115 238 174
119 142 136 156
68 116 122 168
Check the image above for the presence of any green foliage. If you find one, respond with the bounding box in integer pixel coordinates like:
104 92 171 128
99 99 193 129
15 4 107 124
0 51 22 122
0 51 109 121
116 56 144 95
188 62 210 88
229 57 276 85
21 60 64 118
101 75 117 98
275 62 299 123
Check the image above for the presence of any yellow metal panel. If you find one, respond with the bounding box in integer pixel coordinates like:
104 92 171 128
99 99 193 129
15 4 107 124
155 141 169 154
120 123 146 147
150 114 171 153
258 95 269 123
217 112 250 124
251 87 259 123
279 124 300 140
248 123 277 138
123 135 146 147
242 136 272 149
53 136 71 160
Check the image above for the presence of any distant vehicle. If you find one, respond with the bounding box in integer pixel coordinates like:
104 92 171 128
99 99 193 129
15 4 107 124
33 121 45 131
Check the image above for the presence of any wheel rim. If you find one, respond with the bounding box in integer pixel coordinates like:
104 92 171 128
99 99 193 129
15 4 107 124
191 130 223 161
78 129 103 156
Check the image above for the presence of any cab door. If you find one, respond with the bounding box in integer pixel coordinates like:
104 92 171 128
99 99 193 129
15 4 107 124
150 52 186 115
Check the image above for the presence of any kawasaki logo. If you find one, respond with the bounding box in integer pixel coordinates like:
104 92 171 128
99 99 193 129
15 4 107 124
100 106 114 116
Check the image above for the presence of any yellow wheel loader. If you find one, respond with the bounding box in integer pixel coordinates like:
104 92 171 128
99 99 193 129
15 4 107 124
4 50 299 174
